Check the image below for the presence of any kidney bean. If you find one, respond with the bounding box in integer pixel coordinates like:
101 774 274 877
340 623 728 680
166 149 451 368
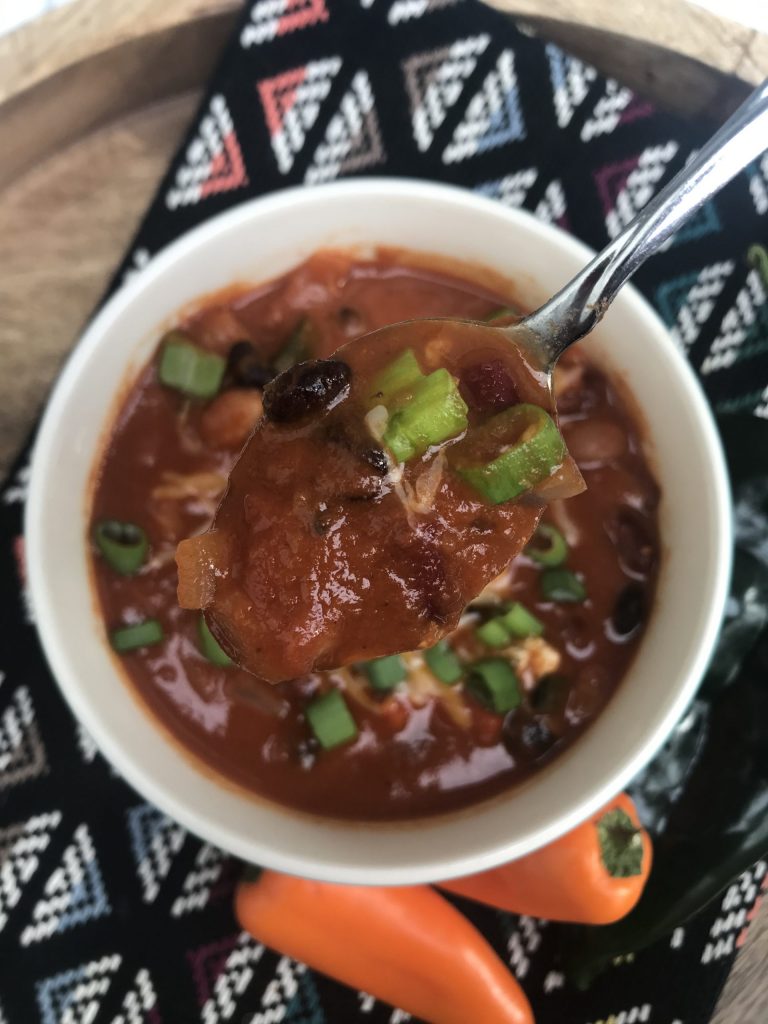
459 359 519 414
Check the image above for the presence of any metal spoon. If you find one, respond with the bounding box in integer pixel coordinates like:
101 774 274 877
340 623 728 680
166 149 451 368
511 78 768 375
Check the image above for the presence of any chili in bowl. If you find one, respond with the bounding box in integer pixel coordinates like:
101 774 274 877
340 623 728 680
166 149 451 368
25 180 730 884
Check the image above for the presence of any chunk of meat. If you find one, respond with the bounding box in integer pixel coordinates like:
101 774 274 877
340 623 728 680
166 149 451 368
200 389 264 451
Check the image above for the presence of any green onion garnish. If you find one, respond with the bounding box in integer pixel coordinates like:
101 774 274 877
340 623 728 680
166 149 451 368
476 618 511 648
451 404 565 505
541 568 587 603
384 367 468 462
272 319 314 373
93 520 148 575
198 615 232 667
111 619 163 653
305 689 358 750
525 523 568 567
424 640 463 685
501 602 544 638
158 332 226 399
370 349 426 406
466 658 521 714
484 305 519 323
361 655 407 692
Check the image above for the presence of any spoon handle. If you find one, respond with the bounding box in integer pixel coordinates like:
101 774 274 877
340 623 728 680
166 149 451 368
522 79 768 367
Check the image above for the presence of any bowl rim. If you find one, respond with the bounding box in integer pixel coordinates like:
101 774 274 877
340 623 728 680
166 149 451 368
25 177 732 884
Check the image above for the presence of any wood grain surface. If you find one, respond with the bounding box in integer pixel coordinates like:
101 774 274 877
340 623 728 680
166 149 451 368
0 1 766 1021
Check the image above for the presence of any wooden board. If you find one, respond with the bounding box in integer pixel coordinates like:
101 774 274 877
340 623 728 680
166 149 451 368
0 2 766 1020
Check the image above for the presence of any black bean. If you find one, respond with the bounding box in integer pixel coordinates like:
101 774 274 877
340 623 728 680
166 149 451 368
361 447 389 476
503 711 558 759
227 341 276 389
263 359 352 423
609 507 658 578
611 583 647 639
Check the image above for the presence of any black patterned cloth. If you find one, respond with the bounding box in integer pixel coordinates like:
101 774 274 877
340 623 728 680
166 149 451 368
1 2 767 1022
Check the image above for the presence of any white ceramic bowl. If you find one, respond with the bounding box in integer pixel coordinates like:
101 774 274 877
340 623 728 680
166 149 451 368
26 179 731 885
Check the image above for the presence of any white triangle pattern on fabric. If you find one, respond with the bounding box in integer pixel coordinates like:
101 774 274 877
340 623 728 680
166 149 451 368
535 180 567 225
36 954 121 1024
701 861 766 964
198 932 265 1024
748 152 768 215
126 805 186 904
604 141 679 239
388 0 460 25
701 267 768 375
581 79 634 142
21 823 110 945
0 685 47 790
241 0 328 48
545 43 596 129
260 56 343 174
165 95 248 210
403 34 490 152
110 968 158 1024
170 843 226 917
75 722 98 764
666 262 735 351
0 811 61 933
755 385 768 419
442 49 525 164
475 168 538 208
305 70 385 184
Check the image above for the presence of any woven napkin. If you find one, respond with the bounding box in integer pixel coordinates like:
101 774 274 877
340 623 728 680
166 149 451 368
1 2 767 1021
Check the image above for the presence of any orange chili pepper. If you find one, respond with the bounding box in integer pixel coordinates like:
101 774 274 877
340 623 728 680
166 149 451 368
439 793 652 925
236 870 533 1024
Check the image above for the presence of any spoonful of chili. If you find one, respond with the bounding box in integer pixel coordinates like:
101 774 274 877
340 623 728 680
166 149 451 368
177 79 768 683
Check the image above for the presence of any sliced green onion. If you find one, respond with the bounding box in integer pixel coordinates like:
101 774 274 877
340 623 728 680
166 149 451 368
424 640 463 685
525 523 568 567
158 332 226 399
305 689 358 750
273 319 314 373
451 404 566 504
541 568 586 603
476 618 511 648
361 655 407 692
198 615 232 667
384 368 468 462
111 619 163 653
93 520 148 575
466 658 521 714
501 602 544 638
370 349 425 406
484 305 519 323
